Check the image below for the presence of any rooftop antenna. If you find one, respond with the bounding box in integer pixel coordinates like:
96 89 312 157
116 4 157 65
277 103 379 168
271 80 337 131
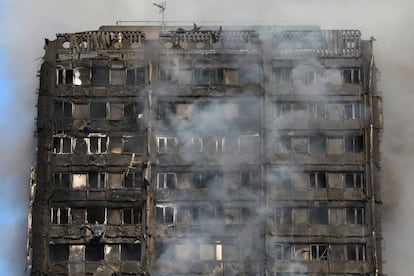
153 1 167 32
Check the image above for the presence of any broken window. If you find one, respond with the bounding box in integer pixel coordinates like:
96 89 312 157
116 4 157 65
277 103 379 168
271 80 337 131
277 136 292 153
53 173 70 188
274 102 292 118
49 244 69 262
57 68 73 84
107 173 123 189
126 67 145 85
193 68 223 85
86 207 106 224
309 172 327 189
274 207 292 225
124 102 144 121
176 103 192 119
292 137 308 153
344 136 363 153
293 208 309 224
123 136 145 153
90 102 107 119
224 69 239 85
346 244 365 261
310 103 326 119
240 171 258 189
273 68 292 85
88 172 106 189
240 65 261 85
91 67 109 86
311 244 328 260
157 136 176 153
72 173 87 189
309 136 326 153
157 173 176 189
110 69 125 85
275 243 292 260
157 102 176 121
156 206 175 224
108 103 124 120
345 172 363 189
51 208 71 224
121 243 141 261
124 172 142 188
85 244 104 261
53 136 72 154
122 208 141 224
310 206 329 224
343 68 360 84
293 244 310 261
87 135 108 154
239 134 259 153
74 103 90 119
54 101 72 119
305 69 325 84
344 102 362 119
346 208 364 225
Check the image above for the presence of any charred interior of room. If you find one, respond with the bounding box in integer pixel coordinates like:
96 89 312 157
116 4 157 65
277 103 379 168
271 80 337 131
29 24 383 275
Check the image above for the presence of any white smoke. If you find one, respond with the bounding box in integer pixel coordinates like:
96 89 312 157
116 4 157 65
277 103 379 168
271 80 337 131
0 0 413 274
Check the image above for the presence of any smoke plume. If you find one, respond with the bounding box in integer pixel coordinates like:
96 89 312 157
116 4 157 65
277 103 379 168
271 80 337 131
0 0 413 274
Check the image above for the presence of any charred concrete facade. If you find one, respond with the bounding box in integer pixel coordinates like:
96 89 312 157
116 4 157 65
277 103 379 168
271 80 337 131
30 25 383 275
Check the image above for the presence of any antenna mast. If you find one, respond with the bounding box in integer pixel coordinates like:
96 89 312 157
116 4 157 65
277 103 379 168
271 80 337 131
153 1 167 32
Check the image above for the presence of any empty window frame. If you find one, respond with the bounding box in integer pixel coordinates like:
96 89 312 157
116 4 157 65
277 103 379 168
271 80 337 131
157 136 176 153
122 208 142 224
309 172 327 189
310 206 329 224
344 102 362 119
120 243 141 261
156 206 176 224
275 243 292 260
87 135 108 154
157 102 176 121
311 244 329 261
86 207 106 224
274 102 292 118
293 244 310 260
346 244 365 261
305 69 325 84
91 67 109 86
123 172 142 188
342 68 360 84
126 67 145 85
54 101 72 119
72 173 87 189
192 171 221 189
273 68 292 85
346 208 364 225
51 208 71 224
274 207 292 225
53 136 73 154
157 173 176 189
310 103 327 119
239 134 259 153
309 136 326 153
344 172 364 189
85 244 104 261
240 171 258 188
123 136 145 153
57 68 73 84
193 68 223 85
240 66 262 85
90 102 107 119
53 173 71 188
88 172 106 189
344 136 363 153
49 244 69 262
124 102 144 121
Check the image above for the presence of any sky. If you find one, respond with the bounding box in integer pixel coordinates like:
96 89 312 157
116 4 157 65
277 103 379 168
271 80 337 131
0 0 414 275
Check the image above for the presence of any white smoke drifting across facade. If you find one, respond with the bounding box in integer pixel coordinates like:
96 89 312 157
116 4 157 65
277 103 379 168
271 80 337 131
0 0 413 274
